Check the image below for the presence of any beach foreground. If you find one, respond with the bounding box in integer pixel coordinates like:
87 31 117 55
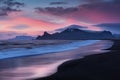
0 40 113 80
34 40 120 80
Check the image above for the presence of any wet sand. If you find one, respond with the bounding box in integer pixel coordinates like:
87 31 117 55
35 40 120 80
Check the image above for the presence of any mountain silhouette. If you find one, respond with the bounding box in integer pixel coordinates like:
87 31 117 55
36 25 114 40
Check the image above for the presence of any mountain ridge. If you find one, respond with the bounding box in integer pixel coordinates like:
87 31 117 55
36 25 114 40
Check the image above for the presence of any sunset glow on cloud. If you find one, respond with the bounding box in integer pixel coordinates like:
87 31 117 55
0 0 120 39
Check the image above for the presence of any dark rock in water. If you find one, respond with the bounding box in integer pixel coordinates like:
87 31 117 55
36 25 114 40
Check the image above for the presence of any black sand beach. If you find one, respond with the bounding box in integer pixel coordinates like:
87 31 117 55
34 40 120 80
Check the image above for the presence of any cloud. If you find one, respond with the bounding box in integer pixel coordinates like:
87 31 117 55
80 0 114 3
55 25 87 32
113 0 120 2
0 0 24 16
50 2 68 5
35 7 78 16
95 23 120 34
12 25 29 30
77 1 120 23
0 16 67 36
34 0 120 23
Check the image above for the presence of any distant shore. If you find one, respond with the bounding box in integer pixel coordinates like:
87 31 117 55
34 40 120 80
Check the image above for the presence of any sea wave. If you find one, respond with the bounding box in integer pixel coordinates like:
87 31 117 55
0 40 100 59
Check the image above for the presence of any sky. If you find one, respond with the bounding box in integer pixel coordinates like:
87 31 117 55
0 0 120 39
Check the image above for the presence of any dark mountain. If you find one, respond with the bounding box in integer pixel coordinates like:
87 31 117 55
113 34 120 39
36 27 114 40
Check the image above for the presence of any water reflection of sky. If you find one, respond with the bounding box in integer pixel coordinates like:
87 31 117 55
0 40 113 80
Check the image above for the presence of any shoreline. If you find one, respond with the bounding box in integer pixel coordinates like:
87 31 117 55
34 40 120 80
0 40 75 50
0 40 100 60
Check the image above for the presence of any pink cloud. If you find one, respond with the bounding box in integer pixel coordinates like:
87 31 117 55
0 16 67 36
35 1 120 24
